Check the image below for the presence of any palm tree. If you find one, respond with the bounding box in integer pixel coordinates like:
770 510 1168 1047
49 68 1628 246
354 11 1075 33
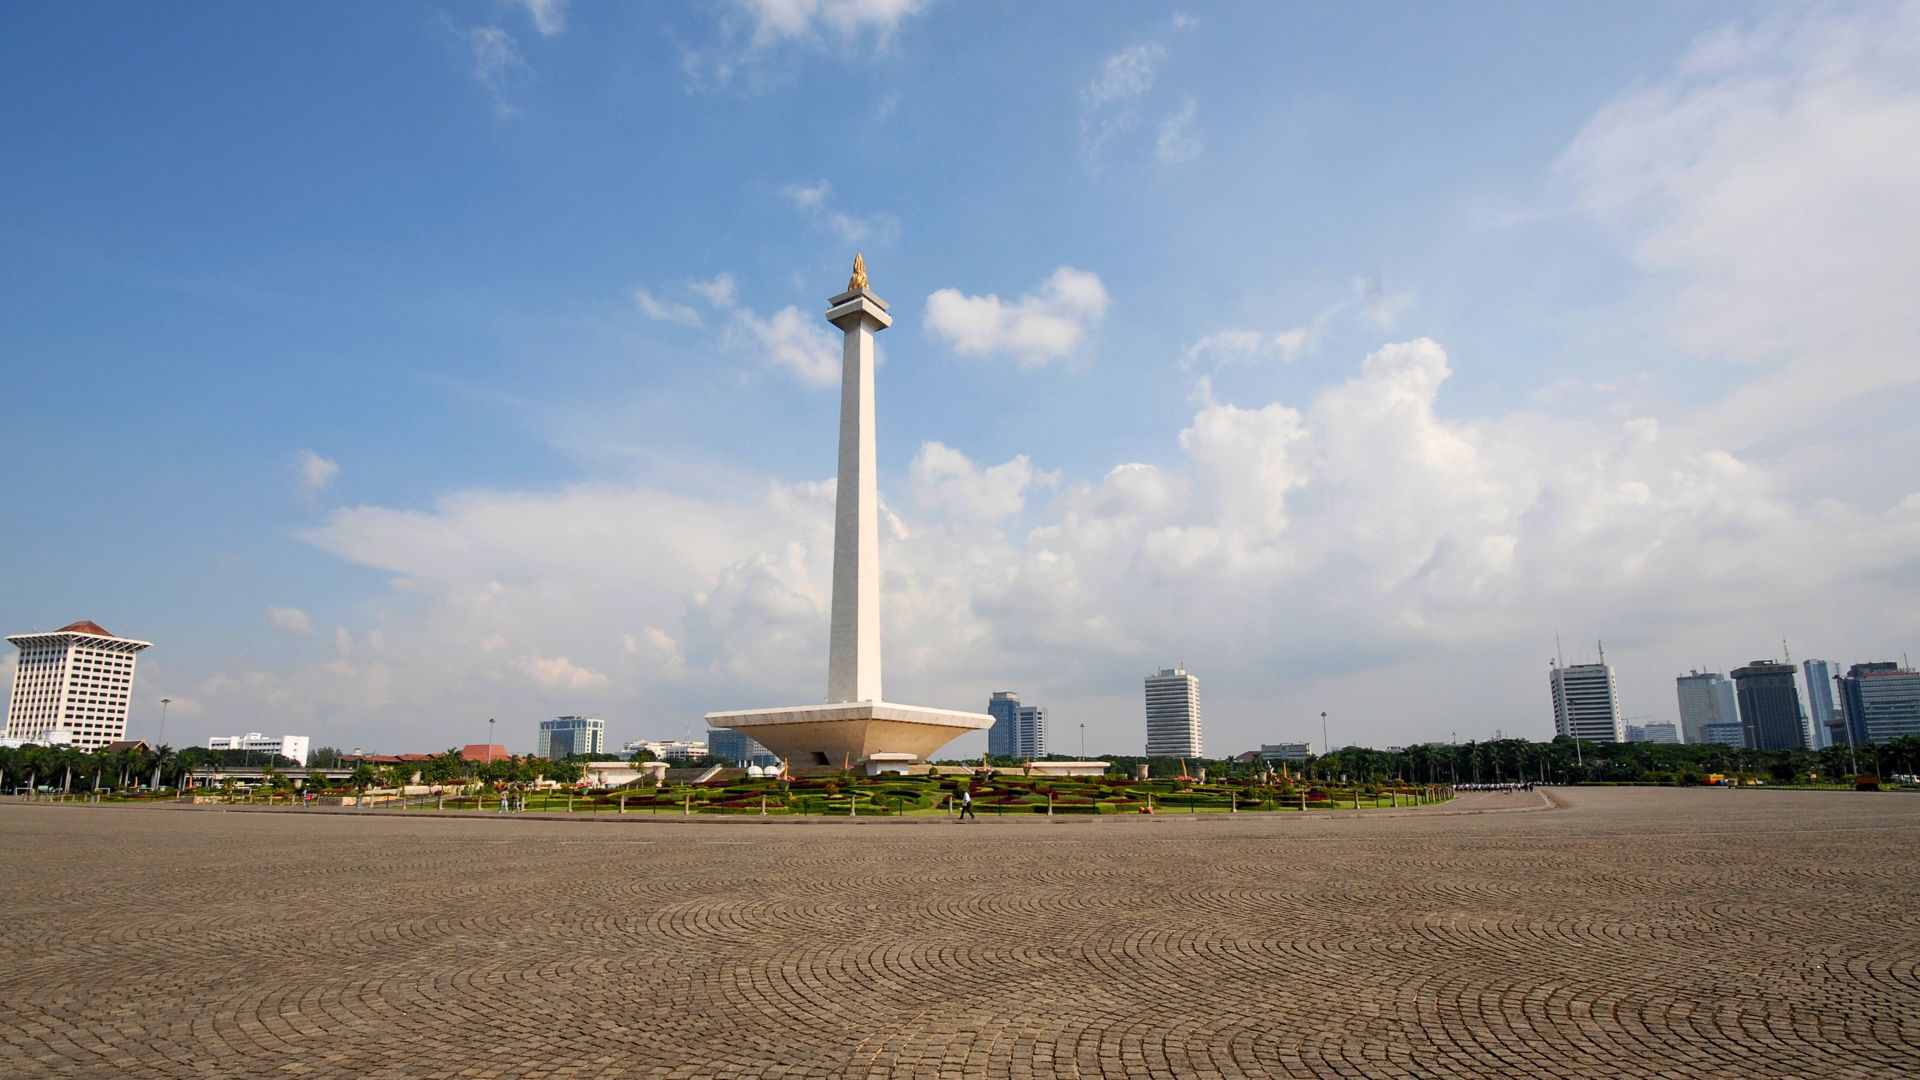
149 744 176 791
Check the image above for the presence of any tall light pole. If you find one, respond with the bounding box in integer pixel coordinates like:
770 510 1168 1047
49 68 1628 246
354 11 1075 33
488 718 496 762
1079 722 1085 758
159 698 171 745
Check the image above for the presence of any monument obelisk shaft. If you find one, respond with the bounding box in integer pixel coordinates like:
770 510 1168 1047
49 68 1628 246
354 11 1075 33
703 255 991 769
825 253 891 703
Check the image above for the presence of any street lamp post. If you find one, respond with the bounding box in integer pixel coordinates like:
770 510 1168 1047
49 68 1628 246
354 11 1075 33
159 698 171 745
1079 722 1085 758
488 719 495 762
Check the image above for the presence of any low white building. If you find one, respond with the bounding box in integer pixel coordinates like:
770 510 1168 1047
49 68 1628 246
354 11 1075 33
1025 761 1111 778
1258 742 1313 763
0 729 74 749
621 738 708 760
207 732 310 766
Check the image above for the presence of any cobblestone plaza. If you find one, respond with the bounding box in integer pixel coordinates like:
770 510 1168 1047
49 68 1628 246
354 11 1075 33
3 788 1916 1078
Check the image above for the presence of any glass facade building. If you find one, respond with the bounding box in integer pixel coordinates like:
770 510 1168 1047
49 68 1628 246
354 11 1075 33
1731 662 1804 751
536 715 605 759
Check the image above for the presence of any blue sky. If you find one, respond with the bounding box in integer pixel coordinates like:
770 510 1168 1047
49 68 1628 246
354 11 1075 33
4 1 1917 756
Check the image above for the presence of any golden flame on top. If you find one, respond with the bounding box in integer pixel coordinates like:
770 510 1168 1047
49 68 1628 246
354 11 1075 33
848 251 868 292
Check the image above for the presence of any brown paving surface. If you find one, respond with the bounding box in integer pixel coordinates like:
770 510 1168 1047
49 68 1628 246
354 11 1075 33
1 787 1916 1078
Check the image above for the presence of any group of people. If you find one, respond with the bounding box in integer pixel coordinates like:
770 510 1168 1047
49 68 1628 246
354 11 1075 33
497 791 528 813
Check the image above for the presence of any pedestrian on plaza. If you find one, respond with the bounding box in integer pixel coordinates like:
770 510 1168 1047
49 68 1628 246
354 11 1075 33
958 786 976 821
498 791 508 813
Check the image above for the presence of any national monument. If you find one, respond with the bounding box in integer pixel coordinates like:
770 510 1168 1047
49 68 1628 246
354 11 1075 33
704 255 992 772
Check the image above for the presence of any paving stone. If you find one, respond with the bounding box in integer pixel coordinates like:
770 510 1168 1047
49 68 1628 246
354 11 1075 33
0 788 1915 1077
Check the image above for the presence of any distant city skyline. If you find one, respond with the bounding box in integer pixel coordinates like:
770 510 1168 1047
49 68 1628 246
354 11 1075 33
3 3 1917 756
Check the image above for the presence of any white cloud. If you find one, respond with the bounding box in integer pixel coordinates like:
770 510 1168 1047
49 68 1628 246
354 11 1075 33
295 450 339 494
735 0 929 45
908 442 1055 521
728 304 842 387
513 0 568 36
1155 97 1203 163
1085 43 1165 107
690 272 738 308
267 607 315 636
515 654 609 691
684 0 931 90
1082 41 1199 167
468 25 528 117
783 179 901 245
924 267 1110 366
784 180 831 209
634 288 702 327
1556 1 1920 447
1183 327 1312 370
634 271 840 386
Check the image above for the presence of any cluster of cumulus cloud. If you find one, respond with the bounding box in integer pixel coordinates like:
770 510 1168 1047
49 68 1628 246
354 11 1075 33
178 4 1920 748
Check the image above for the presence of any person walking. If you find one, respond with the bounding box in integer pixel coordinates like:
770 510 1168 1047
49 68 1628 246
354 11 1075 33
958 786 977 821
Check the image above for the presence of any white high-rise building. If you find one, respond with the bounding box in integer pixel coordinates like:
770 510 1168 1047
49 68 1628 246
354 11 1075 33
207 733 311 766
1014 705 1046 759
1551 661 1623 743
1144 667 1203 757
6 621 153 751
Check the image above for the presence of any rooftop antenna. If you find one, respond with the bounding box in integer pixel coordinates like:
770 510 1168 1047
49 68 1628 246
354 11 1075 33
1782 637 1792 665
1597 639 1606 667
1554 632 1564 668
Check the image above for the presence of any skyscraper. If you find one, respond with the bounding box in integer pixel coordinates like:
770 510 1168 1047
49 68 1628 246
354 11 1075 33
536 716 605 759
1014 704 1046 759
1551 662 1622 743
1836 662 1920 745
5 620 153 751
987 691 1019 758
985 692 1048 759
1675 670 1737 745
1731 661 1804 750
1144 667 1203 757
1803 659 1841 749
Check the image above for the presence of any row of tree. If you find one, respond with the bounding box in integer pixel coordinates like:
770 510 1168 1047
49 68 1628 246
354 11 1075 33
0 743 596 796
962 734 1920 787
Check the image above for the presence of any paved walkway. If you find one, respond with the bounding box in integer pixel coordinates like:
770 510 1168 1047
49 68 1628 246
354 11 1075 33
2 787 1914 1077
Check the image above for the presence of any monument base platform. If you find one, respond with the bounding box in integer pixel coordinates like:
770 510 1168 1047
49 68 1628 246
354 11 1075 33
704 700 992 770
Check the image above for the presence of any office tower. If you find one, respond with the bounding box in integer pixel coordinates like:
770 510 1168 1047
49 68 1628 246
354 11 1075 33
5 620 153 751
1674 671 1737 745
987 691 1019 757
1731 661 1804 750
1014 704 1046 759
1700 722 1747 748
1835 662 1920 745
1551 662 1623 743
1144 667 1203 757
708 727 776 767
536 716 605 759
1802 660 1840 749
1627 722 1680 744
